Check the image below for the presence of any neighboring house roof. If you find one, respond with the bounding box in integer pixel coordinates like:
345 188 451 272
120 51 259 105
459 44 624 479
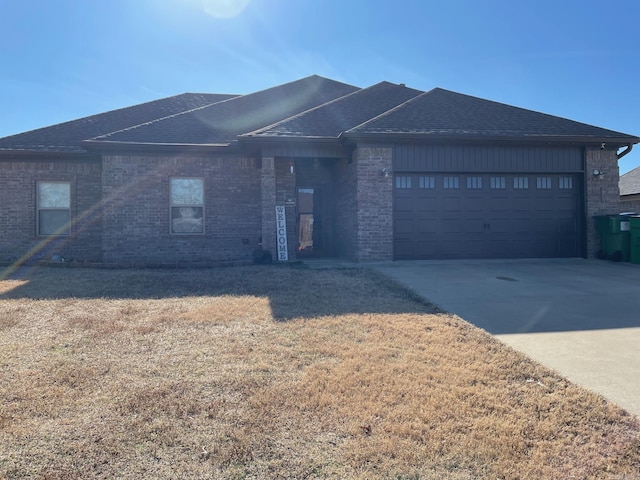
620 166 640 196
241 81 423 140
345 88 638 145
0 93 238 153
87 75 360 147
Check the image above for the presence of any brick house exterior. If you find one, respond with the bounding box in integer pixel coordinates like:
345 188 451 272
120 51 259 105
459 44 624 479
1 76 637 266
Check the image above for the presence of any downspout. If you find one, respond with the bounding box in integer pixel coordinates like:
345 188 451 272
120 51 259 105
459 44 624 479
617 144 633 159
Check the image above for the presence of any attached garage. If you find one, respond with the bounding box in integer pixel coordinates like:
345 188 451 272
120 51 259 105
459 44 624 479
393 145 584 260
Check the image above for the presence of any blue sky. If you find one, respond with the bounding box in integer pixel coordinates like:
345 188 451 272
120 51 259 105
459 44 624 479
1 0 639 172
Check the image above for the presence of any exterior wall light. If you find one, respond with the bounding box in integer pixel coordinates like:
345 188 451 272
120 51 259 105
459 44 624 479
593 169 606 178
381 167 392 178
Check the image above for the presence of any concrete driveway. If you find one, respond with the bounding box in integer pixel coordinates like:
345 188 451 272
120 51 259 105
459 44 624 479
372 258 640 417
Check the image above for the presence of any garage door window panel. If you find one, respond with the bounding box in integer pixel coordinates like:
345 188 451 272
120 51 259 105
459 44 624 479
536 177 552 189
490 177 506 189
467 177 482 189
559 177 573 189
395 176 412 189
513 177 529 189
419 176 435 189
444 176 459 189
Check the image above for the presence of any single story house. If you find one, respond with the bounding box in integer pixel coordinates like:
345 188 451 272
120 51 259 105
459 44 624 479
1 75 638 266
620 166 640 212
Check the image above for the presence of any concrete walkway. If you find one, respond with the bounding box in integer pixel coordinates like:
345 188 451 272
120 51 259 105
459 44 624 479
368 259 640 417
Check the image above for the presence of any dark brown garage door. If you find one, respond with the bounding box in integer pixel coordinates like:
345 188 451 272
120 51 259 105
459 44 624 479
394 173 582 259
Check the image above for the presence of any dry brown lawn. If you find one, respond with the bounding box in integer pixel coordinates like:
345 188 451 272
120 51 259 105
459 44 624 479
0 265 639 479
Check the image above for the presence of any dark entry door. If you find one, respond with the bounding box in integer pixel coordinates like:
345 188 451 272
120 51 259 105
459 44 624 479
297 187 325 256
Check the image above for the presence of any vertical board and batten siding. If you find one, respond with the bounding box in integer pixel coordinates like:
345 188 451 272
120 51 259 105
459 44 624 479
394 144 583 173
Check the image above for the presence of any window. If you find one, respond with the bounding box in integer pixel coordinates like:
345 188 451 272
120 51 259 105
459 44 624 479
536 177 552 189
37 182 71 236
419 176 435 189
170 178 204 234
395 176 412 189
559 177 573 189
444 176 459 189
490 177 506 189
466 176 482 189
513 177 529 189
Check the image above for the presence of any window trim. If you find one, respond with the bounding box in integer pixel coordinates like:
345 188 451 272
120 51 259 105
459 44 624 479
170 177 205 235
36 181 71 236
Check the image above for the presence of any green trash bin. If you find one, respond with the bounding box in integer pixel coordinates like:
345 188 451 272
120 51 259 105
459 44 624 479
593 215 631 262
628 216 640 265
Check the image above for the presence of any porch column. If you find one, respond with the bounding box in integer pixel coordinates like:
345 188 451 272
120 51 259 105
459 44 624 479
261 156 277 257
355 145 394 261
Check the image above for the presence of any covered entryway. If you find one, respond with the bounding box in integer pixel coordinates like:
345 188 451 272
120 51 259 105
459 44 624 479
294 159 336 258
394 172 582 259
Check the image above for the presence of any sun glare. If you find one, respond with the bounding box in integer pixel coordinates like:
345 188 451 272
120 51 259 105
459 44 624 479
202 0 251 18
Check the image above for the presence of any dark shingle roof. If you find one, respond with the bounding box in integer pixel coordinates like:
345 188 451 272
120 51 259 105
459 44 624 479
0 93 238 153
89 75 359 146
241 81 423 139
1 77 637 154
620 166 640 196
346 88 639 143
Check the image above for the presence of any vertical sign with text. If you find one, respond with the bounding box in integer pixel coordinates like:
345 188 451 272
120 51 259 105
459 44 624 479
275 206 288 261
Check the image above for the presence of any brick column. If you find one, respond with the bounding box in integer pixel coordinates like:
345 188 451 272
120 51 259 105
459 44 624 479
585 147 621 258
261 156 277 257
355 145 394 261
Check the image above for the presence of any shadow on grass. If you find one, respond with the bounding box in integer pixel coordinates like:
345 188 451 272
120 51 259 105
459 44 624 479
0 264 436 321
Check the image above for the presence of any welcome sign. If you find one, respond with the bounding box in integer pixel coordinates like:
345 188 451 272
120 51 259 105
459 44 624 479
275 206 288 261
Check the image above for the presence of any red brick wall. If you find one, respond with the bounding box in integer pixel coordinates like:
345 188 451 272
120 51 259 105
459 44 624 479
0 158 103 265
101 154 261 266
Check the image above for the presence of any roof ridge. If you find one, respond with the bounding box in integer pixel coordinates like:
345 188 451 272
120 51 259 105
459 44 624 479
343 87 437 134
0 92 237 143
87 95 239 142
89 75 360 143
240 83 416 138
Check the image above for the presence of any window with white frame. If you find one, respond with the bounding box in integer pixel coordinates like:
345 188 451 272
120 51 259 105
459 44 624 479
37 182 71 236
170 178 204 234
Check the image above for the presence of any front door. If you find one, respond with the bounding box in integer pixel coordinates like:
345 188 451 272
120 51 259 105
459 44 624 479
297 187 325 256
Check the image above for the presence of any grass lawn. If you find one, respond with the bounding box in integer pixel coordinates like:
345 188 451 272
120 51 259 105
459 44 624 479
0 265 639 479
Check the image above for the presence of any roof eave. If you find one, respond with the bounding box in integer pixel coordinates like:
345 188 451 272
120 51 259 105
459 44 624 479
0 147 92 158
82 139 242 154
342 132 640 146
238 134 340 144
